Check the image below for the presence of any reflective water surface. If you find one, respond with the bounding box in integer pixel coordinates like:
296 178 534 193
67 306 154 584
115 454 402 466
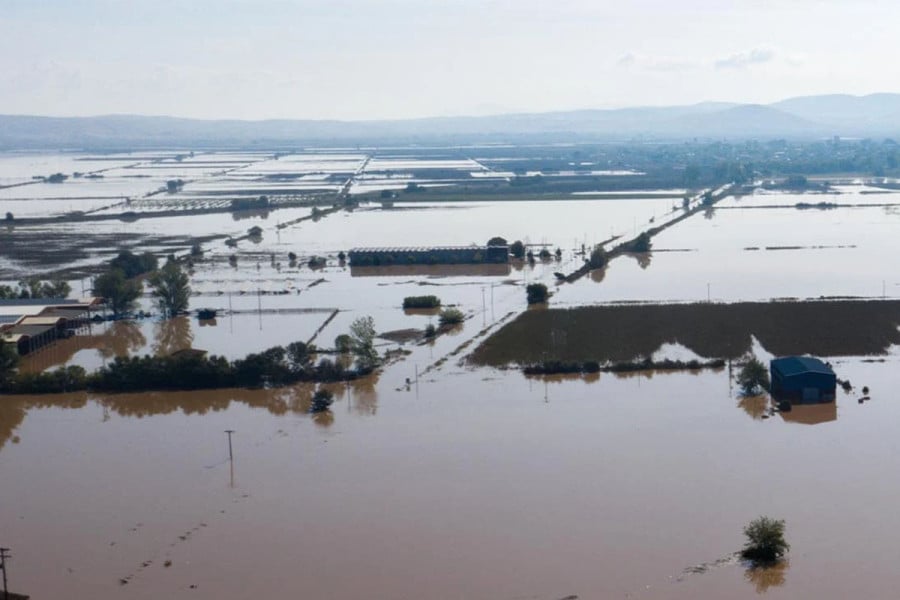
2 355 899 599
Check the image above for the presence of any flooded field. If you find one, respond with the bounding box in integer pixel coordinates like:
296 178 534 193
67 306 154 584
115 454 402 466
3 355 900 599
5 150 900 598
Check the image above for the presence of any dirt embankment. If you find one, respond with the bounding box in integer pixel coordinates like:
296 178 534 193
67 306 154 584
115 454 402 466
469 300 900 366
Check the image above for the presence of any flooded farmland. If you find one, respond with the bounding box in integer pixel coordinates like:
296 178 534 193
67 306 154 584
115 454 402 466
4 149 900 599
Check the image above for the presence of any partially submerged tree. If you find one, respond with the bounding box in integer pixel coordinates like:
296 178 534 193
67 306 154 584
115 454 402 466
509 240 526 259
738 357 770 395
588 245 608 269
110 250 158 279
334 334 352 353
438 307 464 327
93 269 142 317
0 341 19 386
741 516 789 564
526 283 549 305
349 316 378 369
148 260 191 318
0 279 71 300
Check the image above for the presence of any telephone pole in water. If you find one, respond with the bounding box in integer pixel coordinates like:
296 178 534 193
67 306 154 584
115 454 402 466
1 546 10 600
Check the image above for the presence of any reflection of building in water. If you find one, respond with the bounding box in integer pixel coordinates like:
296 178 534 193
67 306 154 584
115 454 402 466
18 320 147 374
779 402 837 425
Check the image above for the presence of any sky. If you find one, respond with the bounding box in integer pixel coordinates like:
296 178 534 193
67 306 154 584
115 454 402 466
1 0 899 121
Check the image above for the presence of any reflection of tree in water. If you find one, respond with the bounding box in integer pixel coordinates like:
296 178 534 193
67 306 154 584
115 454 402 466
626 251 652 270
99 389 230 418
738 394 770 420
0 393 88 451
153 316 194 357
99 320 147 359
350 373 379 416
704 207 716 220
0 399 26 452
744 560 788 594
589 267 607 284
312 410 334 427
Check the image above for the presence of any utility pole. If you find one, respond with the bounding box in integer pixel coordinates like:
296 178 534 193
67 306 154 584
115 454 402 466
1 546 10 600
224 430 235 461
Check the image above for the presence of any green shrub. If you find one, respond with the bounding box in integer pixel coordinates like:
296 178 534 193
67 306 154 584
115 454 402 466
403 295 441 309
589 246 608 269
334 334 352 353
526 283 548 304
738 357 770 394
438 307 465 326
741 516 789 564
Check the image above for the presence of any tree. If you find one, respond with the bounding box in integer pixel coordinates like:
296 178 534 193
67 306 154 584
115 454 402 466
738 357 770 394
11 278 71 299
334 334 352 353
526 283 548 304
148 260 191 318
438 307 464 326
509 240 525 259
630 232 652 253
4 212 12 222
741 516 789 564
110 250 158 278
287 341 312 371
487 236 507 246
349 316 378 369
0 341 19 386
588 246 608 269
93 269 142 317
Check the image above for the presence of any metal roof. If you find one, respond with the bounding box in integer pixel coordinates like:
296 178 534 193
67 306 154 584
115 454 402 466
349 245 506 253
20 316 66 326
0 298 78 306
771 356 834 377
4 323 56 337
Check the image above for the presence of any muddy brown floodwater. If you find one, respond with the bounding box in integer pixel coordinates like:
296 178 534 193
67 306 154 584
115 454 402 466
2 352 900 599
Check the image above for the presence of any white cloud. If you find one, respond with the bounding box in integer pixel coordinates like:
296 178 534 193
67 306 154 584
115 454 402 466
714 47 776 69
616 53 698 72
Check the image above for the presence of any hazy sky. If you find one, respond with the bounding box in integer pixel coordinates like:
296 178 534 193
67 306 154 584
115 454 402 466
2 0 898 120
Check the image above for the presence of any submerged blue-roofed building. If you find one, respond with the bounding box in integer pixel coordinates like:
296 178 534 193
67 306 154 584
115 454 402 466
770 356 836 403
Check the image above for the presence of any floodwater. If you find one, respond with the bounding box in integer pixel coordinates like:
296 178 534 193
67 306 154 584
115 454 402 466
2 354 900 599
557 199 900 305
7 151 900 598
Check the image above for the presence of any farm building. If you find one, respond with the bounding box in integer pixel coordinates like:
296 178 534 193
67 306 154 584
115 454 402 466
349 245 509 266
0 298 102 355
770 356 836 403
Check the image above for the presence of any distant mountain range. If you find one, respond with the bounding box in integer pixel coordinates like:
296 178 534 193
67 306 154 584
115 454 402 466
2 93 900 149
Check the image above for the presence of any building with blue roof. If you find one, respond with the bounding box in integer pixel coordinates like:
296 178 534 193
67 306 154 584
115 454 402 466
770 356 836 403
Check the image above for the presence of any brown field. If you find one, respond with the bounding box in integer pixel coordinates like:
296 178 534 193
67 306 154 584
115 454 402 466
469 300 900 366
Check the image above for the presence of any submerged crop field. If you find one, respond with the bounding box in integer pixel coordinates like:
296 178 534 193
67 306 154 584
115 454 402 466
6 141 900 600
470 299 900 365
